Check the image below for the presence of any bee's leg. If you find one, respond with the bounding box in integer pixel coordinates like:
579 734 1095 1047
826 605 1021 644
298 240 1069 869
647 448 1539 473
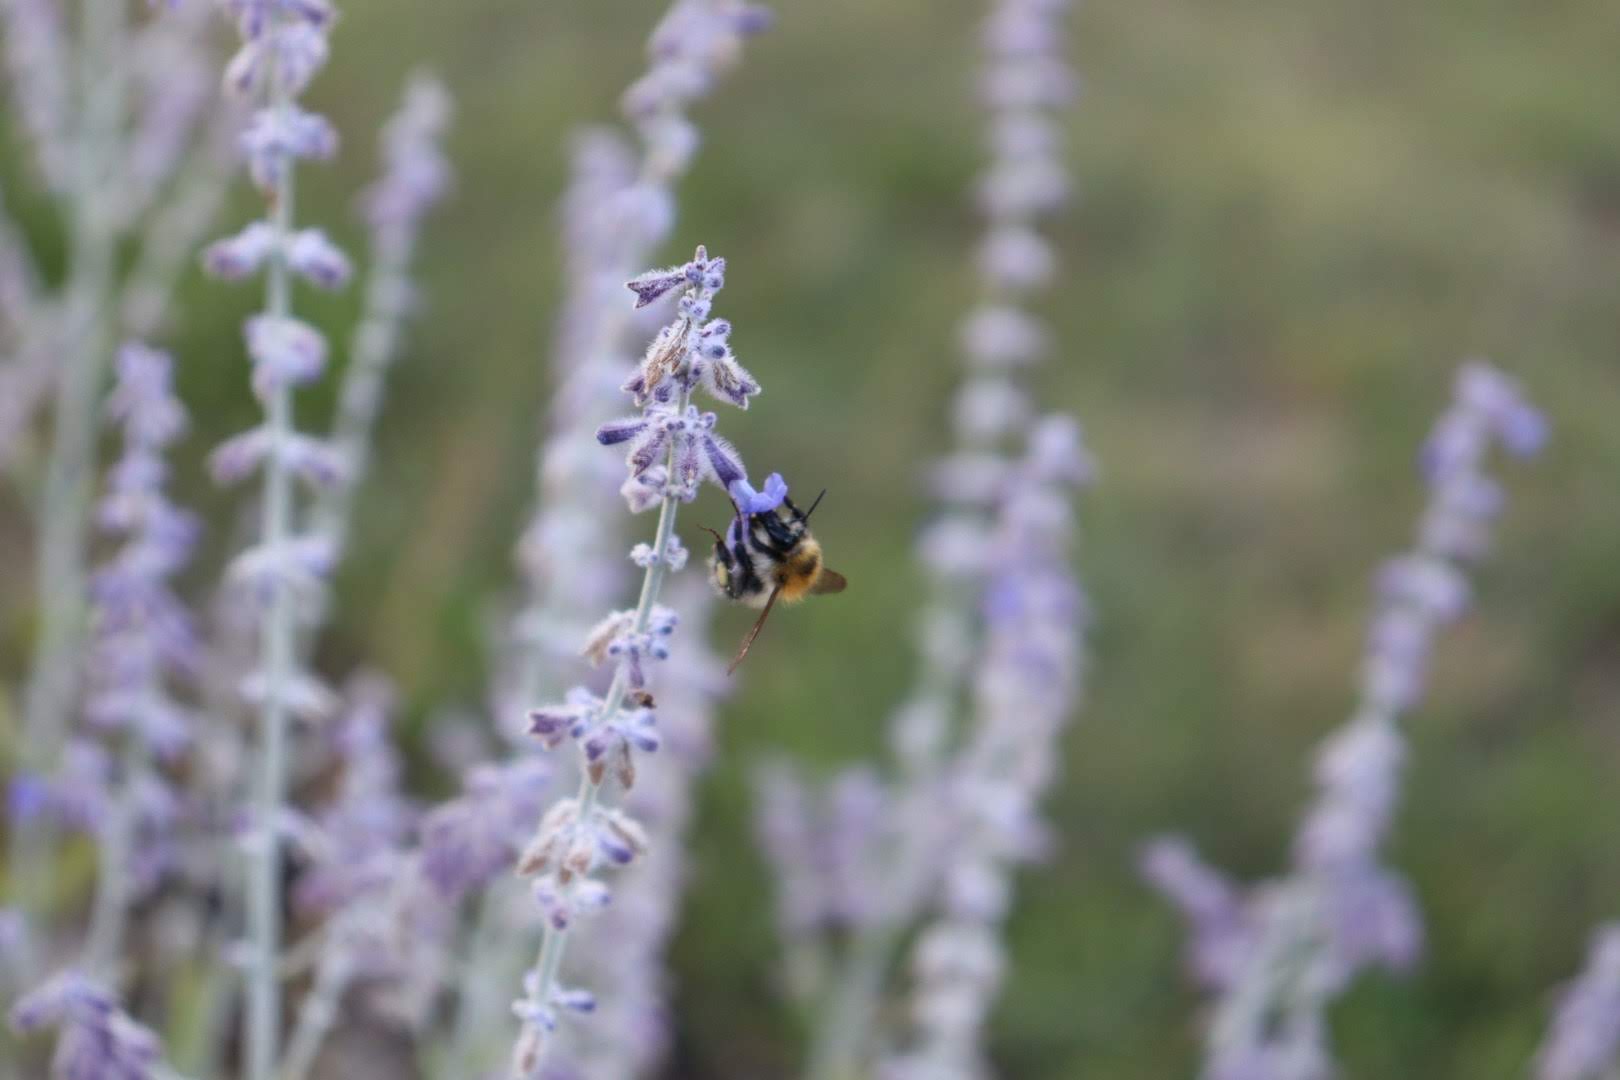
731 535 763 600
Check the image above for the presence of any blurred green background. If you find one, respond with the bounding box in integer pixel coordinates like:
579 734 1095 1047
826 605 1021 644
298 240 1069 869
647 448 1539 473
8 0 1620 1076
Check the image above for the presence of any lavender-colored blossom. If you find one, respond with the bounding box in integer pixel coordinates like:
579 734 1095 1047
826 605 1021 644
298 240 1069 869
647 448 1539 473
203 3 348 1076
362 74 453 232
9 971 165 1079
506 248 759 1079
446 8 766 1076
0 0 72 192
421 758 556 900
776 5 1086 1076
543 578 727 1080
115 5 217 227
85 345 203 761
242 312 331 394
278 679 460 1076
729 471 788 514
1139 838 1253 991
1534 925 1620 1080
307 74 452 567
239 104 338 189
1146 362 1544 1077
884 418 1090 1079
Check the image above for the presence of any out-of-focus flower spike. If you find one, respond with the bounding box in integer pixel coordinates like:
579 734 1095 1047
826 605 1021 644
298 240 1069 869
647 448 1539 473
1534 925 1620 1080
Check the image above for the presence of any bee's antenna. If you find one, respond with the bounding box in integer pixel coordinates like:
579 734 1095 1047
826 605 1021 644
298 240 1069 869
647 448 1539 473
698 524 725 546
801 488 828 522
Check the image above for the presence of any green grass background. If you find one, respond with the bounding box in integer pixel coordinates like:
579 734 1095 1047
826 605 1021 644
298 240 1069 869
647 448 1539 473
7 0 1620 1076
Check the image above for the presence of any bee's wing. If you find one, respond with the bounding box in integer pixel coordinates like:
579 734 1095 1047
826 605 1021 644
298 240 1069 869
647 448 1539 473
811 568 848 595
727 584 783 676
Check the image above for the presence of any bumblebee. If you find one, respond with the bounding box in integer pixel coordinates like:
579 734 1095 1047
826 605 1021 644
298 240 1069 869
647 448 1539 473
706 487 846 673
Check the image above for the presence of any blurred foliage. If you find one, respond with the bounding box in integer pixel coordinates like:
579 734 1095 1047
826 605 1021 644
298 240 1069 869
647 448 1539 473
4 0 1620 1077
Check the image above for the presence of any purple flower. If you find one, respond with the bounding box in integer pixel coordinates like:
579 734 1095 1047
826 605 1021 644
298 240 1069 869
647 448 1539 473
420 759 553 899
1535 925 1620 1080
617 246 756 416
502 0 772 1067
362 74 454 233
285 228 352 289
1139 838 1251 991
0 0 72 192
244 313 329 395
240 105 338 190
728 471 787 514
105 344 187 446
624 266 688 309
1146 360 1543 1076
204 221 278 280
85 345 202 766
223 0 335 40
223 20 330 99
9 972 164 1078
527 687 604 750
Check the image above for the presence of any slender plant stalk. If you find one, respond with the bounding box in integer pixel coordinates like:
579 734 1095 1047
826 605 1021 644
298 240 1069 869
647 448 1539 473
245 42 300 1080
279 938 352 1080
516 384 692 1069
10 0 128 916
804 922 902 1080
81 736 150 975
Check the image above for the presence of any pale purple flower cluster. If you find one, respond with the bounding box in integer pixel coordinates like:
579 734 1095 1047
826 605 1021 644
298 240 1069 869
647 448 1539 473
202 4 351 1077
313 74 453 560
771 3 1086 1076
884 418 1091 1080
202 0 348 703
8 972 163 1080
0 0 72 192
625 0 773 188
507 247 760 1078
6 345 198 929
86 345 201 760
549 577 727 1080
1144 361 1544 1078
277 680 458 1075
117 6 218 228
1534 924 1620 1080
600 248 756 509
5 0 231 932
754 763 898 946
453 11 765 1071
421 758 558 900
498 0 767 725
292 678 414 915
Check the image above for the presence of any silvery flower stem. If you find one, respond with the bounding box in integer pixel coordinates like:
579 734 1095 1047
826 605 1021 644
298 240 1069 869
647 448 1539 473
9 0 126 918
280 924 355 1080
312 217 418 554
82 735 151 976
803 623 967 1076
442 889 506 1075
121 116 237 339
516 383 692 1075
246 47 300 1080
805 921 904 1080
